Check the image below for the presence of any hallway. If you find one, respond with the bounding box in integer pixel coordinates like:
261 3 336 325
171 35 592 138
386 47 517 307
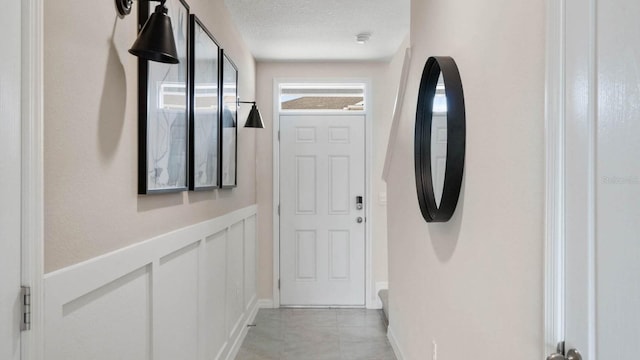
235 309 396 360
5 0 639 358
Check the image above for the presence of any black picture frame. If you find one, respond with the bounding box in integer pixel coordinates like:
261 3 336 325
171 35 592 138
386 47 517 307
137 0 190 194
220 50 238 188
188 15 220 191
414 56 466 222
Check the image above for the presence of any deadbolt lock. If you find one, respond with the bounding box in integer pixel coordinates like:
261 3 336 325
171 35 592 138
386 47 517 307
356 196 363 210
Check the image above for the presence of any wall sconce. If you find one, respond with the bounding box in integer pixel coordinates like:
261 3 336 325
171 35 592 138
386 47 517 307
238 101 265 129
116 0 179 64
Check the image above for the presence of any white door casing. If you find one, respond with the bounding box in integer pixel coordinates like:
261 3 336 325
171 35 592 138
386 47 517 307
546 0 640 358
279 115 366 306
562 0 595 356
1 1 23 358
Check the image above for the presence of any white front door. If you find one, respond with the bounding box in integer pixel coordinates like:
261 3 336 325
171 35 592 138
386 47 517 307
0 0 23 358
280 114 366 306
559 0 640 358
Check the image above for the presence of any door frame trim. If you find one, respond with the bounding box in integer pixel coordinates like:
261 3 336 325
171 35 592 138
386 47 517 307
21 1 45 359
546 0 600 355
272 77 375 308
544 0 566 354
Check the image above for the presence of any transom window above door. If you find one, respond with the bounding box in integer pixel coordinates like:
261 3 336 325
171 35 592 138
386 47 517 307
279 84 366 112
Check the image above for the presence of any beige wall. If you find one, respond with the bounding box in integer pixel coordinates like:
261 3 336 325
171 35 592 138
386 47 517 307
255 54 408 300
387 0 545 358
44 0 256 272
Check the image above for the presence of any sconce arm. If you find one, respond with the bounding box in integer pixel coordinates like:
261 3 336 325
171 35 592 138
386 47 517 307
237 100 257 108
117 0 167 17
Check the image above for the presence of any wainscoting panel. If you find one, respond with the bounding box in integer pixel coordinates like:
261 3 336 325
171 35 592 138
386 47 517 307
156 242 200 360
244 215 257 312
44 205 259 360
226 222 245 341
202 230 229 360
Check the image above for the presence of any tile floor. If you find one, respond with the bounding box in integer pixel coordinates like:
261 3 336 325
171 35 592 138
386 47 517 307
235 308 397 360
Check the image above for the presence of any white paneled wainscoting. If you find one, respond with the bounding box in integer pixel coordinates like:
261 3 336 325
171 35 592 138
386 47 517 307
44 205 258 360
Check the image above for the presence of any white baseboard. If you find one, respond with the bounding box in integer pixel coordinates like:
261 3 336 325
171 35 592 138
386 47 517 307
387 325 406 360
257 298 275 309
43 205 258 360
376 281 389 293
225 297 259 360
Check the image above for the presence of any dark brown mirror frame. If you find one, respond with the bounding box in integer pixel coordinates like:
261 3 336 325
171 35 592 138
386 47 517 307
414 56 466 222
137 0 191 195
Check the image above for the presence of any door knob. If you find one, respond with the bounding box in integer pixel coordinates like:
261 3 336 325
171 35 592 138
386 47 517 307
547 342 566 360
566 349 582 360
546 344 581 360
546 354 565 360
357 217 363 223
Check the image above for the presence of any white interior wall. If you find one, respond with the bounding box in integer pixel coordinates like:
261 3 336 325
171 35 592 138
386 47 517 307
386 0 545 358
43 0 257 272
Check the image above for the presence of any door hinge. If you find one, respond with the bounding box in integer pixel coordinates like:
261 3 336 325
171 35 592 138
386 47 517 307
21 286 31 331
278 279 280 289
277 204 280 216
278 130 280 141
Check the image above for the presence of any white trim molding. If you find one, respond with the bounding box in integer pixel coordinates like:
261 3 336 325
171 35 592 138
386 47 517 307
272 78 281 307
257 299 275 309
544 0 566 354
224 302 259 360
21 1 45 359
387 326 406 360
44 205 258 360
373 281 389 309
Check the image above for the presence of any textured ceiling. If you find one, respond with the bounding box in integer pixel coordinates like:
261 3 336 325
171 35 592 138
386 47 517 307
224 0 410 61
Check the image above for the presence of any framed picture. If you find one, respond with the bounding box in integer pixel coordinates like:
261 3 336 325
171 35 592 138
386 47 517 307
220 50 238 188
137 0 190 194
189 15 220 191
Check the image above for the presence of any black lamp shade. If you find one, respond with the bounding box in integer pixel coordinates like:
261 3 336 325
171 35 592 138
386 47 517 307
129 4 179 64
244 104 265 128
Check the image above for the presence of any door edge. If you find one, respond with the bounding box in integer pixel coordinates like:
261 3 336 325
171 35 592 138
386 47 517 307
20 1 45 359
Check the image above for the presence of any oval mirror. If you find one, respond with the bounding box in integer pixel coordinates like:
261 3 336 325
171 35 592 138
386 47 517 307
414 56 465 222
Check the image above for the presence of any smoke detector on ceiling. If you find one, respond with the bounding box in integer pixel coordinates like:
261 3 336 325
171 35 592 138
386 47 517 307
356 33 371 44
